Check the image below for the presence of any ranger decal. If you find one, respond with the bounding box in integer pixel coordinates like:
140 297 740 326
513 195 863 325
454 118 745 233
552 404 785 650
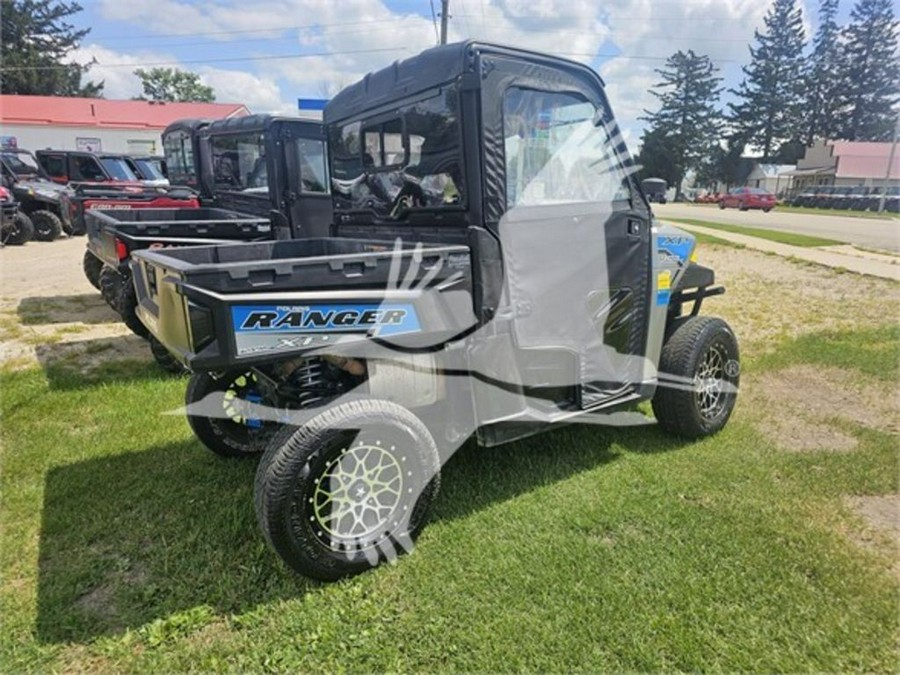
231 303 421 356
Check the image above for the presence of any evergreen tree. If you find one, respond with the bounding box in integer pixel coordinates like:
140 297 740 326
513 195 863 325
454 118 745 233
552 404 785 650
639 50 723 196
0 0 103 96
636 126 681 187
836 0 900 141
729 0 806 159
804 0 843 144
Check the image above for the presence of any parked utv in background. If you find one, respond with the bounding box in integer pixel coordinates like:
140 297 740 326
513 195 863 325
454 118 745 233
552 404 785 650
0 184 32 245
0 149 70 240
162 118 210 192
86 115 333 371
133 41 740 581
124 155 169 186
641 177 667 204
36 149 143 185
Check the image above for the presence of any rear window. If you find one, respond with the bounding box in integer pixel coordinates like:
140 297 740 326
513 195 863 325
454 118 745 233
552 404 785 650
163 131 196 185
211 132 268 195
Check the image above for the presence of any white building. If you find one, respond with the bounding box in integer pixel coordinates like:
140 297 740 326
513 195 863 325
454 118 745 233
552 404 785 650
0 95 249 155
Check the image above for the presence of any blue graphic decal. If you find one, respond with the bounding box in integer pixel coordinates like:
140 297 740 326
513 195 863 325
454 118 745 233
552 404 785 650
657 235 694 263
656 290 671 306
231 303 421 338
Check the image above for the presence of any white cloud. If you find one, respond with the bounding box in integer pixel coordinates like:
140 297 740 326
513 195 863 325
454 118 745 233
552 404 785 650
197 66 294 113
90 0 806 139
68 43 172 99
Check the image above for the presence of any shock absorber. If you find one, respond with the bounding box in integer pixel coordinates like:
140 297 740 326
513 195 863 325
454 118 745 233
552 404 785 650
291 357 330 409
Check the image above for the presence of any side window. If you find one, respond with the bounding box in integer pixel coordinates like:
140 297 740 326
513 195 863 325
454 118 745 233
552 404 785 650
41 155 66 178
75 156 106 181
502 87 631 208
296 138 329 194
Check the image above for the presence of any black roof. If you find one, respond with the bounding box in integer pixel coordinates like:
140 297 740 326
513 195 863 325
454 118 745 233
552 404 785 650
162 118 212 135
203 114 322 135
324 40 605 124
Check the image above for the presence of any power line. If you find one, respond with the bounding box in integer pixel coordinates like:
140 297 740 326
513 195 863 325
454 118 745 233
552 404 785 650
88 17 418 42
0 47 411 72
429 0 440 44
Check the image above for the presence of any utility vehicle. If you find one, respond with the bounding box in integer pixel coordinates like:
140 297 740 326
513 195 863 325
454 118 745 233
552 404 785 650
0 149 71 240
36 149 143 186
162 118 210 192
86 115 332 370
0 184 32 245
132 41 740 581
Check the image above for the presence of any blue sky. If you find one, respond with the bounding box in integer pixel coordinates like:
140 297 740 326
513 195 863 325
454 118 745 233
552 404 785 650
70 0 866 141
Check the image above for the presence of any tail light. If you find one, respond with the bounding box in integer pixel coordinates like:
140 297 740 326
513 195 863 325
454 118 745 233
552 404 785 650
115 238 129 262
0 186 9 200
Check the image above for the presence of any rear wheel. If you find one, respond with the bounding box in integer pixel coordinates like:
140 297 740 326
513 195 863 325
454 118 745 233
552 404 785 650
1 212 34 245
98 266 123 310
149 336 186 375
185 370 277 458
117 278 150 339
763 207 772 213
30 209 63 241
255 398 440 580
82 250 103 289
718 201 726 209
652 316 739 439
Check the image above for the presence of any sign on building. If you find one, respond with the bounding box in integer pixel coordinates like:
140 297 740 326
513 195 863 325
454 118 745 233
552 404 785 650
76 137 102 152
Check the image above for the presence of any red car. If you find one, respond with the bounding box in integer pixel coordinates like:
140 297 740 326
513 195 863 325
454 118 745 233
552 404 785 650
719 187 776 212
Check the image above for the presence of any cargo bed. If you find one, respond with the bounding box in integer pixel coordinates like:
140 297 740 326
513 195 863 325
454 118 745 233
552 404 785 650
86 207 273 269
131 238 476 370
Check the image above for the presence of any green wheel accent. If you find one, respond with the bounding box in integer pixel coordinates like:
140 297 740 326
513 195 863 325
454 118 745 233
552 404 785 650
312 442 404 549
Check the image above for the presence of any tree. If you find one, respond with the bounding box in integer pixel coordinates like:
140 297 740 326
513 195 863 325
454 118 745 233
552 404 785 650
729 0 806 160
835 0 900 141
0 0 103 96
636 127 681 187
803 0 843 144
133 68 215 103
638 50 723 196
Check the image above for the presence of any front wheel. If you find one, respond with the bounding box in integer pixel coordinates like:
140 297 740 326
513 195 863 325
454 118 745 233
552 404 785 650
1 212 34 245
255 398 441 581
718 201 726 209
30 210 63 241
185 370 277 458
652 316 739 439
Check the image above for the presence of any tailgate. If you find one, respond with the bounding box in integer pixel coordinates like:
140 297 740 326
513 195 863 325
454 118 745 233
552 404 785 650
131 239 476 370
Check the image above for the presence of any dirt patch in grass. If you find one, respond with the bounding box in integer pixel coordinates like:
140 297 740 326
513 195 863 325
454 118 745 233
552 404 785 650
746 364 898 452
700 246 900 352
844 495 900 579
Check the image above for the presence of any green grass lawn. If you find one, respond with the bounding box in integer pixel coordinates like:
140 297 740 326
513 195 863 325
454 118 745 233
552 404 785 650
665 218 843 247
1 322 898 672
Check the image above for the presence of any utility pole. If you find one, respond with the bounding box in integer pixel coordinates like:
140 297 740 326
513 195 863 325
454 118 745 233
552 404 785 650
877 117 899 213
440 0 450 45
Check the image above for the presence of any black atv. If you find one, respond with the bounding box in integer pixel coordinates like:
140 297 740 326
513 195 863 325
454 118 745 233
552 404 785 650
0 149 71 241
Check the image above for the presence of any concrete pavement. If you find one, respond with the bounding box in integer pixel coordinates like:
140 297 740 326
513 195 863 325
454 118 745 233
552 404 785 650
656 203 900 252
666 221 900 281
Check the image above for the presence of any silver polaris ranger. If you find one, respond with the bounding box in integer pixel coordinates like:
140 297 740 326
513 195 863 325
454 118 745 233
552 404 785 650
132 41 740 580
